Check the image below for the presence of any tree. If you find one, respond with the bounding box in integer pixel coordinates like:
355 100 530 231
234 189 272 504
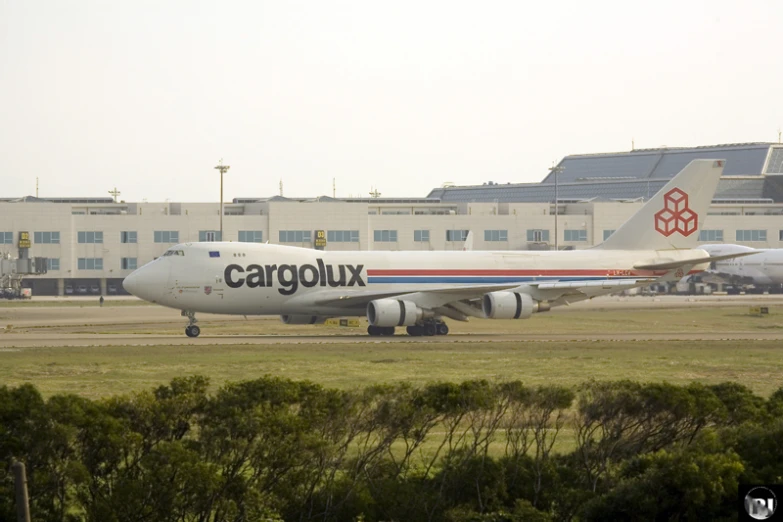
580 434 742 521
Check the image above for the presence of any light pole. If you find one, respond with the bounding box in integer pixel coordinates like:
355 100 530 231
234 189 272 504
549 165 564 250
214 160 230 240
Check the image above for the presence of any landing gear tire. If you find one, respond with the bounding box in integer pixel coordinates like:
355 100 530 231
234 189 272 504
423 324 437 336
183 310 199 337
406 325 422 336
368 325 395 336
436 322 449 336
185 325 201 338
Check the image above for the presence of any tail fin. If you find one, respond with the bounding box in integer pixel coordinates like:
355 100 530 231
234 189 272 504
595 159 724 251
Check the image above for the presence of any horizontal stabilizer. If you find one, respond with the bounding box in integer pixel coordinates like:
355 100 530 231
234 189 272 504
633 251 757 271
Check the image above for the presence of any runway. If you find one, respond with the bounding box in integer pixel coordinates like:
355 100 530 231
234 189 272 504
1 294 783 347
2 331 783 348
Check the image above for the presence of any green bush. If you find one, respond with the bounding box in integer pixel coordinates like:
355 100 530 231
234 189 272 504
0 377 778 522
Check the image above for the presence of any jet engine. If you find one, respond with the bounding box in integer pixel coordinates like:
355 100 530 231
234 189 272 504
280 315 328 325
482 291 549 319
367 299 423 327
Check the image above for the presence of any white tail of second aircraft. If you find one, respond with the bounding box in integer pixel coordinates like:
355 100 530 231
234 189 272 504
595 159 724 251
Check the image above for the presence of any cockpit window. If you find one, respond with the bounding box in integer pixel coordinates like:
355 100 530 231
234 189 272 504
163 250 185 256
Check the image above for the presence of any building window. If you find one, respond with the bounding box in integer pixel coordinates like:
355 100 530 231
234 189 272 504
154 231 179 243
47 258 60 271
77 258 103 270
526 229 550 242
327 230 359 242
699 230 724 242
77 231 103 244
373 230 398 242
198 231 222 242
0 232 12 244
414 230 430 242
446 230 468 242
121 257 137 270
564 230 587 242
34 231 60 244
120 231 137 244
603 230 616 241
484 230 508 242
736 230 767 242
279 230 311 243
238 230 264 243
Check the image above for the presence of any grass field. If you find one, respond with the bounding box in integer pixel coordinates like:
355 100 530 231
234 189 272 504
3 338 782 399
2 303 783 399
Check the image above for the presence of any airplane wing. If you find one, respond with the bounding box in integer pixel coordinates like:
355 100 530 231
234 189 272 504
310 278 656 319
520 278 655 303
311 282 522 308
634 251 757 270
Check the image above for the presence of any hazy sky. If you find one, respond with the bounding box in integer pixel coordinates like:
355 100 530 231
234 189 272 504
1 0 781 202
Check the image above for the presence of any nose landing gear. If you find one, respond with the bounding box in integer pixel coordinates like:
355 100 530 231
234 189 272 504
185 325 201 338
182 310 200 337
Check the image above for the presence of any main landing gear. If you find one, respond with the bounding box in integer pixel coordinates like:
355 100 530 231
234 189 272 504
367 325 396 336
182 310 200 338
367 320 450 337
406 320 449 337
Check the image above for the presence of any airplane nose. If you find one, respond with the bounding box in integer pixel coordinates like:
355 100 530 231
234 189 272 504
122 271 140 295
123 260 170 303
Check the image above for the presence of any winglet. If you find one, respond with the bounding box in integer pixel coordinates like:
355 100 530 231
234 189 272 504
594 159 724 250
463 231 474 251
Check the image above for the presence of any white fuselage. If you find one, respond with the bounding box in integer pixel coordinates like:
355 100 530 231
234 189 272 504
124 242 710 317
707 247 783 285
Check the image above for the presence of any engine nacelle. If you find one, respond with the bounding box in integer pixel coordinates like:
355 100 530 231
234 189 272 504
482 291 549 320
367 299 423 327
280 315 327 325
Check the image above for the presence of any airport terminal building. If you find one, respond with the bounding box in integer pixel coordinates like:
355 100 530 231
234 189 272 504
3 142 783 295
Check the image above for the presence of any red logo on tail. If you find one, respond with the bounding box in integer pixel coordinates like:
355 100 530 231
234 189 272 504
654 188 698 237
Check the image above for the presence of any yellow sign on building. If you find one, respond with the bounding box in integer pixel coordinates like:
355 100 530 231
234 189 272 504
18 231 31 249
314 229 327 249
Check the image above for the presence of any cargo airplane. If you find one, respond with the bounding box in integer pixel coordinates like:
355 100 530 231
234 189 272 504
701 244 783 287
123 159 751 337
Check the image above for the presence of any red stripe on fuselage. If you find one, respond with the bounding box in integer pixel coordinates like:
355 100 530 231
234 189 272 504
366 269 667 277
